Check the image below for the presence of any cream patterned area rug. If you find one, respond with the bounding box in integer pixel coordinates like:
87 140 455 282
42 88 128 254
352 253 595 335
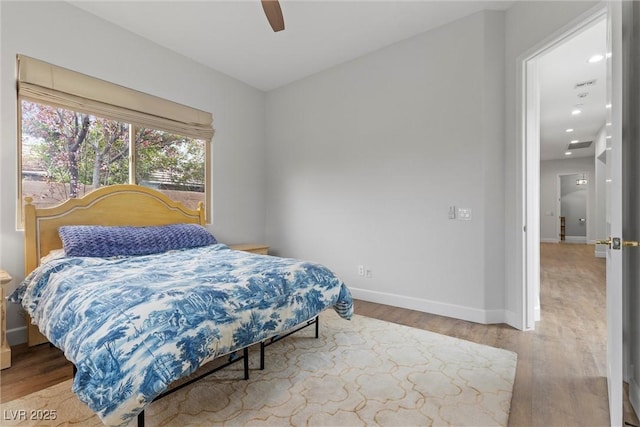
1 312 517 426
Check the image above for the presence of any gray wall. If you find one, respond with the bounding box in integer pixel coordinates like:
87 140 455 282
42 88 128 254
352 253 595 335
265 10 506 323
0 1 267 344
265 0 602 329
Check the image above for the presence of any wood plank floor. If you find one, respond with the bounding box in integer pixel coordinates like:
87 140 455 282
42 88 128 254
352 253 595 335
1 243 638 426
356 243 634 427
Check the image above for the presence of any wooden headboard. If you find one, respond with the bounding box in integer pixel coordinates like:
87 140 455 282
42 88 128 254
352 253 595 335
24 184 205 276
23 185 205 346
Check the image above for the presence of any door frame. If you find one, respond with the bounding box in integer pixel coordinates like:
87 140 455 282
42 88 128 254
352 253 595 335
521 3 627 424
519 2 607 329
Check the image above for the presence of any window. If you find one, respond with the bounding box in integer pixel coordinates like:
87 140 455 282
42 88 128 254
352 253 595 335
135 128 206 197
17 55 213 226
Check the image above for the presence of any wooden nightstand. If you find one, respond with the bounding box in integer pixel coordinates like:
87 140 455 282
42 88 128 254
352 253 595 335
0 269 12 369
229 243 269 255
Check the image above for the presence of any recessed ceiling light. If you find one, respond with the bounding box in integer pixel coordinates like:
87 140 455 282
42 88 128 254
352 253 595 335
565 151 572 156
588 54 604 63
606 135 612 139
606 122 612 126
606 52 612 58
570 140 579 144
606 104 612 109
565 128 574 133
571 109 582 115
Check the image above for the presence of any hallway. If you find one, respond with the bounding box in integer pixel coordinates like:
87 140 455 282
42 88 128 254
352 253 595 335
536 243 608 425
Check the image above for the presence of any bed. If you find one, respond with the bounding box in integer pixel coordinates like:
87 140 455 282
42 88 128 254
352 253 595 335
10 185 353 426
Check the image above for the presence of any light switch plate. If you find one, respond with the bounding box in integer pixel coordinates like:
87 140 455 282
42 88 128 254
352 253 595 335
448 205 456 219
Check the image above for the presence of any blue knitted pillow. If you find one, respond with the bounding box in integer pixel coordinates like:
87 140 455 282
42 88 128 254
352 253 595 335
58 223 217 257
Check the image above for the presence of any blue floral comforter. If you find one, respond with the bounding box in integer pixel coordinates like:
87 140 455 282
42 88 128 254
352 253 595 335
10 244 353 426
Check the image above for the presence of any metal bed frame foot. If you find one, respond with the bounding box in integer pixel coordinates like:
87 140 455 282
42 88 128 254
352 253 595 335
259 316 320 371
243 347 249 380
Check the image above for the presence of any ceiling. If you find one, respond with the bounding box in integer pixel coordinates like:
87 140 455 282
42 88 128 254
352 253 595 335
68 1 606 161
69 0 513 91
538 18 608 161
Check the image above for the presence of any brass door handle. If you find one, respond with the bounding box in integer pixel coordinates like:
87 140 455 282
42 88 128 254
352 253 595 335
595 238 639 248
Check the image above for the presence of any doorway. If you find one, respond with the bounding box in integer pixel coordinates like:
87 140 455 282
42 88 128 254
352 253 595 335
557 172 589 243
525 9 607 326
523 3 639 425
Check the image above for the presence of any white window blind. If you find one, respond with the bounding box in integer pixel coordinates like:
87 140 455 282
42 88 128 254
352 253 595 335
17 55 214 141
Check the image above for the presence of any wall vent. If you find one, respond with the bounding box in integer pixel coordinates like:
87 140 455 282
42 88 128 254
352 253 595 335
567 141 593 149
574 79 597 89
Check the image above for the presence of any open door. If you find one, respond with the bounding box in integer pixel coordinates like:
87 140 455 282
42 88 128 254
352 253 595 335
598 3 640 424
598 2 636 424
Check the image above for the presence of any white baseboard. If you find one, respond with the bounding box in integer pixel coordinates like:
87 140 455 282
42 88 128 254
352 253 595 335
350 287 506 325
7 326 27 346
540 238 559 243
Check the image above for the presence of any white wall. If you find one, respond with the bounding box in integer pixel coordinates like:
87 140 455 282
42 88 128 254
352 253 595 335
540 157 596 242
0 1 267 344
504 0 600 328
265 11 506 324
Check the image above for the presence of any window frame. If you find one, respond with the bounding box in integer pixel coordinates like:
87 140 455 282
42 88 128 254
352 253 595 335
16 55 213 227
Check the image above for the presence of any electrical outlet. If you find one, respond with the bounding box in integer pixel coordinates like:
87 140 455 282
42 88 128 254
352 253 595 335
457 207 472 220
365 267 372 278
358 265 365 276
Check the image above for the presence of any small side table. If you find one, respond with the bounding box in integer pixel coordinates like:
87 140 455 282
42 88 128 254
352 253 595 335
229 244 269 255
0 269 12 369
